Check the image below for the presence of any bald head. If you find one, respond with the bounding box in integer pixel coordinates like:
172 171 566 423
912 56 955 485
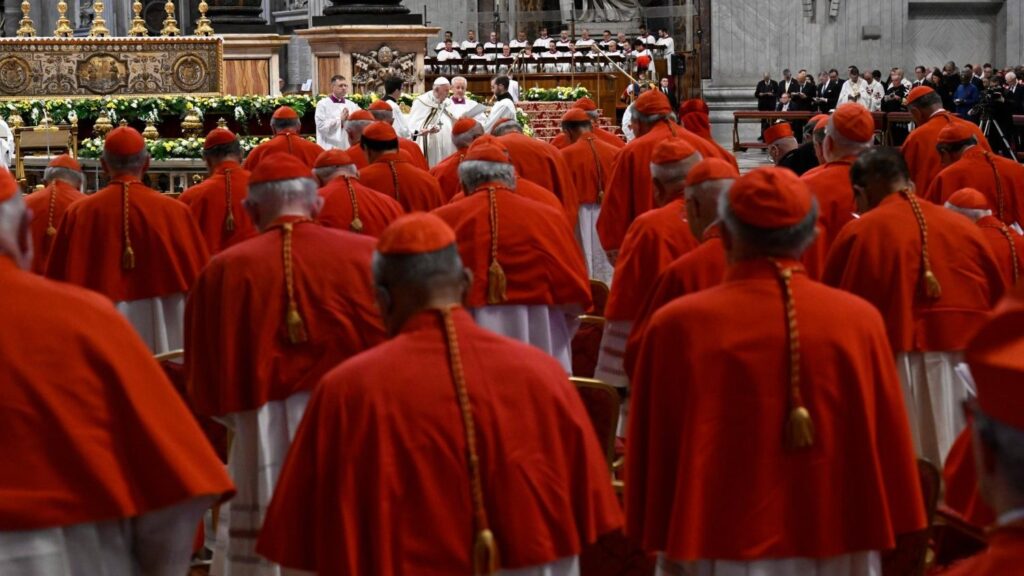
684 177 733 238
650 152 703 206
313 163 359 186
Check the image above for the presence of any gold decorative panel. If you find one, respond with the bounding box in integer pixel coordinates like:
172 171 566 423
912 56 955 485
0 37 224 99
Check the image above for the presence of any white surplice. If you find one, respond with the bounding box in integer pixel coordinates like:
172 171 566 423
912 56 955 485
656 551 880 576
895 351 967 466
115 293 186 355
577 204 614 285
483 96 518 134
383 98 412 139
470 305 580 374
314 96 361 150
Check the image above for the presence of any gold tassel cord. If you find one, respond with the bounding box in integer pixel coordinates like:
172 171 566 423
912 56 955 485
281 222 308 344
992 223 1020 285
983 151 1006 222
440 307 500 575
585 136 606 204
223 168 236 233
345 177 364 233
772 260 814 450
285 132 294 154
388 160 401 202
45 183 58 237
901 189 942 299
486 187 508 304
121 181 135 270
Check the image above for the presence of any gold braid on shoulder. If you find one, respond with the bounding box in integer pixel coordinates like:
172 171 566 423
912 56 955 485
345 176 364 233
388 160 401 201
771 259 813 449
45 183 59 238
982 151 1006 222
486 186 508 304
585 136 606 204
121 181 135 270
281 221 309 344
223 168 236 233
982 220 1020 284
900 188 942 299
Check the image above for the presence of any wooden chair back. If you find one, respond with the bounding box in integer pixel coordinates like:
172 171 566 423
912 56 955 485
571 376 620 468
572 314 605 378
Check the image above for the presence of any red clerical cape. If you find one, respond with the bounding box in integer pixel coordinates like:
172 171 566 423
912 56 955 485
800 157 857 249
344 143 369 169
0 256 234 531
498 132 580 228
256 307 623 574
975 216 1024 287
243 132 325 171
447 177 566 218
823 194 1005 352
186 218 385 417
925 147 1024 226
627 258 927 559
604 198 698 322
942 427 996 529
901 110 991 194
560 135 619 205
399 137 430 171
317 174 404 237
430 148 467 200
24 180 84 274
46 177 209 302
551 126 626 150
360 151 446 212
178 160 257 254
433 185 591 309
596 121 734 252
940 525 1024 575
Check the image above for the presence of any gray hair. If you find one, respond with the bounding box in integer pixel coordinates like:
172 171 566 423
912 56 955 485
974 408 1024 495
345 119 372 138
248 177 319 208
0 193 28 265
492 121 523 136
945 201 992 222
43 166 83 188
629 105 671 125
718 191 820 257
684 178 734 202
313 164 358 184
452 123 484 149
1006 72 1017 83
458 160 517 191
372 243 463 290
452 76 468 87
271 118 301 133
585 110 600 120
370 109 394 123
824 118 872 159
650 152 703 186
102 149 149 175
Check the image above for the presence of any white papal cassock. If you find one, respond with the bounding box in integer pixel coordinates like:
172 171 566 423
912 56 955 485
408 79 456 167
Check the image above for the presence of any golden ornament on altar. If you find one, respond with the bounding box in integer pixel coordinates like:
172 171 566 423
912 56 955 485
93 111 113 137
128 0 149 37
194 0 215 37
7 114 25 129
89 0 111 37
54 0 74 38
16 0 35 37
216 117 228 129
182 110 203 138
162 0 182 37
142 121 160 140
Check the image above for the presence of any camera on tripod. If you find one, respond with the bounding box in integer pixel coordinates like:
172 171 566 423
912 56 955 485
969 87 1006 118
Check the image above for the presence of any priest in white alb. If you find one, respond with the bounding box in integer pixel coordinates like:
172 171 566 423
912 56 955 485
314 74 361 150
483 75 519 134
408 77 456 167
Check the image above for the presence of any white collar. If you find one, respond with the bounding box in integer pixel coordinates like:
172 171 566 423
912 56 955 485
997 507 1024 527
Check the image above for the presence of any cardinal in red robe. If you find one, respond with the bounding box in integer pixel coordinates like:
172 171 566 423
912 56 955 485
243 106 325 171
256 213 622 575
433 141 591 373
549 97 626 150
823 148 1005 466
359 122 446 212
945 187 1024 287
628 166 926 573
45 126 209 354
186 152 386 574
0 169 234 573
178 127 256 254
23 154 84 274
313 148 403 236
431 117 484 200
340 108 377 169
901 86 991 194
939 287 1024 575
369 99 430 170
498 126 580 229
926 123 1024 226
595 140 701 391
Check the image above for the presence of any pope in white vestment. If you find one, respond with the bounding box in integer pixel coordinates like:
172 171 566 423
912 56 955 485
314 77 361 150
408 77 456 167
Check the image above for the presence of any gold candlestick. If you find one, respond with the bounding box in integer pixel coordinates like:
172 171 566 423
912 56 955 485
16 0 35 37
89 0 111 37
54 0 74 37
128 0 149 37
161 0 181 36
194 0 215 37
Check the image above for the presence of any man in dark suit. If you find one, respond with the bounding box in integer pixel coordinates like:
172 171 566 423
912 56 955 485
912 66 928 87
777 68 799 100
788 70 817 142
816 68 841 112
658 77 678 112
1005 71 1024 115
755 72 779 140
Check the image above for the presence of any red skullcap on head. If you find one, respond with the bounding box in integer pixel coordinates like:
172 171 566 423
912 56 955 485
573 97 598 111
561 108 591 123
728 167 813 228
272 106 299 120
104 126 146 156
906 86 935 105
463 143 511 164
314 149 354 169
633 90 672 115
937 123 976 144
650 138 697 166
453 117 479 135
362 122 398 142
685 158 740 188
946 188 990 211
349 109 375 122
831 103 874 143
636 55 652 68
489 117 512 134
249 153 313 185
764 122 794 145
203 128 237 150
679 99 709 116
48 154 82 171
377 212 457 255
369 100 392 111
809 114 828 128
966 288 1024 430
0 168 18 202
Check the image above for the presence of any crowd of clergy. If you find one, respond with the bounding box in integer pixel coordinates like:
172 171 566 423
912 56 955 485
2 68 1024 576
